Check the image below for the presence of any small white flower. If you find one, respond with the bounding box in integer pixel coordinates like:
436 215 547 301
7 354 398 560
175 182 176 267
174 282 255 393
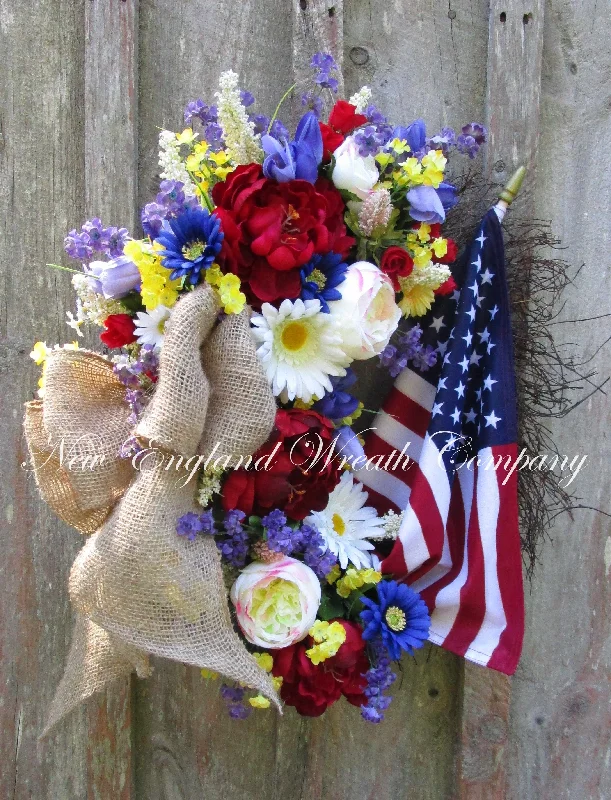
215 70 263 165
158 130 197 196
66 310 84 337
305 472 384 570
134 305 171 348
251 298 350 403
348 85 372 114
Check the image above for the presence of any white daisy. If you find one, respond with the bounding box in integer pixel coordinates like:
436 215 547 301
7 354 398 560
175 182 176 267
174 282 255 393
134 305 171 348
305 472 385 570
251 298 350 403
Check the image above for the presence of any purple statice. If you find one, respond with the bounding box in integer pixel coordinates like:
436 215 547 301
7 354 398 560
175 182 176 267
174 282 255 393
119 435 144 460
217 509 249 568
105 226 129 258
269 118 289 142
428 127 456 156
354 125 383 157
365 104 387 126
64 229 93 260
300 523 338 579
64 218 130 261
379 325 438 378
203 122 225 151
261 509 297 555
310 51 339 92
301 90 324 118
240 89 255 108
176 510 216 541
184 99 218 126
250 113 270 136
220 684 252 719
360 638 397 723
82 218 106 252
124 389 147 425
456 122 487 158
114 345 160 424
141 202 166 239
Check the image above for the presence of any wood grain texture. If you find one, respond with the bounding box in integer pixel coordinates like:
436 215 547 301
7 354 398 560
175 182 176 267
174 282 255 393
507 2 611 797
456 2 546 796
83 1 139 797
0 1 91 797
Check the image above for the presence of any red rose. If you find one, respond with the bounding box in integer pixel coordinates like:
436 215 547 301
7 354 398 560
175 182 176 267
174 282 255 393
435 275 457 296
434 237 458 264
328 100 368 135
319 122 345 161
380 246 414 291
212 165 354 307
272 620 369 716
222 408 341 520
100 314 136 348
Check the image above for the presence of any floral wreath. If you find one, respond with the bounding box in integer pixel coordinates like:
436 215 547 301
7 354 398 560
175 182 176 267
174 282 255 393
27 53 492 730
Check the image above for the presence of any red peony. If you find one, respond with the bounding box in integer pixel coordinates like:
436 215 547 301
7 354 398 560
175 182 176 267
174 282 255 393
100 314 136 348
328 100 368 136
222 408 341 521
380 246 414 291
212 165 354 307
319 122 345 161
272 620 369 716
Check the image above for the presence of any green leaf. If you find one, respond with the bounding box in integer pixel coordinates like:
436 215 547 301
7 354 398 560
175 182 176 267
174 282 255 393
317 592 346 621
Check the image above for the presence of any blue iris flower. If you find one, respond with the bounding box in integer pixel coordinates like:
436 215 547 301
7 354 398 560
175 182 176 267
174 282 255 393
360 580 431 661
300 251 348 313
313 369 358 420
155 206 224 284
262 111 323 184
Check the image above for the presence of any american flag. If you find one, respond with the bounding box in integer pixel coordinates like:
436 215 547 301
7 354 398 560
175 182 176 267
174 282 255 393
359 208 524 675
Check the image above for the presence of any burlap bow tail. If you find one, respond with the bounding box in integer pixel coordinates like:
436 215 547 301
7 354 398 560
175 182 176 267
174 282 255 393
24 285 280 733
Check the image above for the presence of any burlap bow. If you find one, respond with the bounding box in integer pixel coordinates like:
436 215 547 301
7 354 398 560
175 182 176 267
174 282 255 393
24 285 280 734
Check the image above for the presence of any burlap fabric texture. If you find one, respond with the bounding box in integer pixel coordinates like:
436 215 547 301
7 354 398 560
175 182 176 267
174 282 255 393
24 284 280 734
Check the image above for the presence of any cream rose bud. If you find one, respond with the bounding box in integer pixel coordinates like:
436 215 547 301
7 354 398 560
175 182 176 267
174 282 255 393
331 136 379 199
329 261 401 361
230 556 321 649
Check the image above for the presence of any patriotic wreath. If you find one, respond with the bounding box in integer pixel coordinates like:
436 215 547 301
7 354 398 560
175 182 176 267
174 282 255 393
26 53 522 732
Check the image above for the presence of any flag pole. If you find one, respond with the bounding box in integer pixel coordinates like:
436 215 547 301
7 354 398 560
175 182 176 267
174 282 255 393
494 166 526 222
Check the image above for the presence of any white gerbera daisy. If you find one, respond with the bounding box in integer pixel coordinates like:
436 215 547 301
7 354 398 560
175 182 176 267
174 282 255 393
134 305 171 348
305 472 385 570
251 298 350 403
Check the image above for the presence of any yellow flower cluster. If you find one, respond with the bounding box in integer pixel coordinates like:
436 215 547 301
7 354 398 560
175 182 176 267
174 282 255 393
393 149 447 190
335 568 382 599
248 652 283 709
306 620 347 665
123 239 181 311
326 564 341 584
30 341 79 396
205 265 247 315
185 138 234 194
396 222 452 318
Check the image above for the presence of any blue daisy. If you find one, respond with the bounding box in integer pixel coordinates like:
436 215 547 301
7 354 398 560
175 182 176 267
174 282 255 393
300 252 348 313
360 580 431 661
155 206 224 284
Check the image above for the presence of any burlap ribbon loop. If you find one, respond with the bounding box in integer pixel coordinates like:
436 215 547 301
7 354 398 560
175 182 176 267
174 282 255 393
24 285 280 735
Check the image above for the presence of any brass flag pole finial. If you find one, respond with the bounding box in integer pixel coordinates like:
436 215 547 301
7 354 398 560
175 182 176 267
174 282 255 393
494 166 526 221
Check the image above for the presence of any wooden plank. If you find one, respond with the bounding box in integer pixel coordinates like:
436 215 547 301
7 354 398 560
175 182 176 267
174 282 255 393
83 1 139 797
0 2 91 796
507 1 611 797
456 3 545 797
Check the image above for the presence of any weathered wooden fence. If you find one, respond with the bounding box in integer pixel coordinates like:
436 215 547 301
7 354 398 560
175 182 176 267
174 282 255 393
1 1 609 798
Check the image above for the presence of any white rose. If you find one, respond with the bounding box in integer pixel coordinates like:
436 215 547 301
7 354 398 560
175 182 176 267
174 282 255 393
331 137 379 199
230 556 321 648
329 261 401 360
